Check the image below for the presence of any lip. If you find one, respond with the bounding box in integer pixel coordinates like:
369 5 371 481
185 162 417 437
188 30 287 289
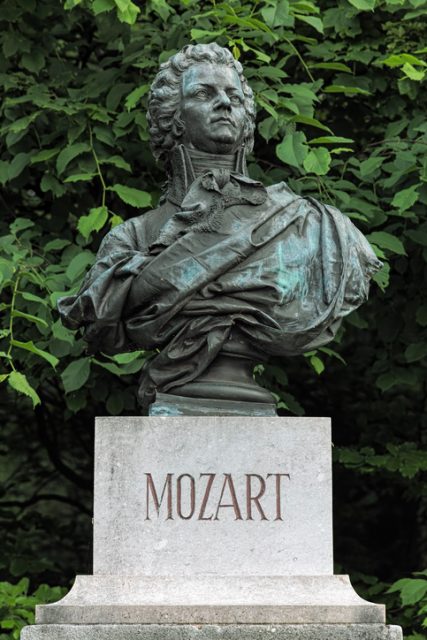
211 118 235 126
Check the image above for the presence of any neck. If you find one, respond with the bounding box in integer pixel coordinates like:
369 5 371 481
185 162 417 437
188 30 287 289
187 147 236 177
165 144 248 206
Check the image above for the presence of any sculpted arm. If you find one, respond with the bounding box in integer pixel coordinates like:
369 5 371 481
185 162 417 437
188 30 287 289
58 220 153 354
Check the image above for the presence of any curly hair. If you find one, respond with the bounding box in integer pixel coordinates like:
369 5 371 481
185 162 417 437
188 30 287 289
147 43 256 168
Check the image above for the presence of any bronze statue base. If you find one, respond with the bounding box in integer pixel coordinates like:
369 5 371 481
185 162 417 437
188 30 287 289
170 352 275 405
148 393 276 417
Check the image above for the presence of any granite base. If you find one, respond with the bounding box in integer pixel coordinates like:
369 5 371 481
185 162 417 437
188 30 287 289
21 623 403 640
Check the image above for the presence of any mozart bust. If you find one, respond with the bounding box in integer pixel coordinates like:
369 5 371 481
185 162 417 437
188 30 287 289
58 43 381 416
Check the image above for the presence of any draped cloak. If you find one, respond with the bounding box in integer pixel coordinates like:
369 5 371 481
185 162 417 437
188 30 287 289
58 146 382 405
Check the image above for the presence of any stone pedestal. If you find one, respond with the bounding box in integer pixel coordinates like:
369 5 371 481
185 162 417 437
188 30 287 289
21 417 402 639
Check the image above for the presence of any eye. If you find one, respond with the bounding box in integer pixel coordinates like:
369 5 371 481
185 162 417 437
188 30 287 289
194 89 208 99
229 94 243 104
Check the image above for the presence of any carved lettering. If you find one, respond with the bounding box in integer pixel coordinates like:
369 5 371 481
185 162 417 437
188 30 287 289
198 473 216 520
267 473 290 520
143 471 290 521
177 474 196 520
214 473 243 520
245 473 268 520
145 473 173 520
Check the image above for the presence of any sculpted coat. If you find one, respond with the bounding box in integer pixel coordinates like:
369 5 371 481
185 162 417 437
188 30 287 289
58 44 381 410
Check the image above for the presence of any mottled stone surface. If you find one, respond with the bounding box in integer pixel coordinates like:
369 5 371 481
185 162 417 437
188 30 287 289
35 575 385 624
21 416 397 639
22 623 403 640
93 417 333 577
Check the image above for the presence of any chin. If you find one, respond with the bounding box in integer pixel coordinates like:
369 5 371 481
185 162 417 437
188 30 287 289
208 135 239 154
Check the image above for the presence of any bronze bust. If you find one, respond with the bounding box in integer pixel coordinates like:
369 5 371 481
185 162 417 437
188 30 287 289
58 43 381 416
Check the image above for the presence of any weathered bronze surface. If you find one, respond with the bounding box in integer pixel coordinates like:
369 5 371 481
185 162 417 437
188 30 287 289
58 43 381 414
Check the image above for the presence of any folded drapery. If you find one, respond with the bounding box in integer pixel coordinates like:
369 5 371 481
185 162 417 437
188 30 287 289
58 155 381 406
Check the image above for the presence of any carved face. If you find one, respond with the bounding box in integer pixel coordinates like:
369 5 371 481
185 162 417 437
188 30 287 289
180 63 246 155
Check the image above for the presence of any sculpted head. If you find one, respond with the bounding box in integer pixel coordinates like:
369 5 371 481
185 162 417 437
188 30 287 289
148 43 256 167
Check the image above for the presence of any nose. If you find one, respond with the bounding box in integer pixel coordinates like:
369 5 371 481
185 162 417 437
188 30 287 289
213 90 231 110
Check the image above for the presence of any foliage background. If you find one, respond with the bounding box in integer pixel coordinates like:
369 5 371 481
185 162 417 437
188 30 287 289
0 0 427 636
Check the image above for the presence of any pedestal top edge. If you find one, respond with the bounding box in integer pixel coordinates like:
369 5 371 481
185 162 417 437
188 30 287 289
95 416 332 426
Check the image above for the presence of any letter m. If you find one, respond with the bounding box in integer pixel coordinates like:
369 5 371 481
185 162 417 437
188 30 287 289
145 473 173 520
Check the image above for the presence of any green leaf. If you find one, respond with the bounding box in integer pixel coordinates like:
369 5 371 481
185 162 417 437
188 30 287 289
8 112 41 134
367 232 406 255
77 206 108 239
359 156 385 178
12 310 48 328
261 0 293 28
52 319 75 345
391 184 419 212
8 371 40 407
310 355 325 374
110 214 124 228
114 0 140 24
65 251 95 282
383 53 427 68
291 115 332 133
372 262 390 291
376 371 396 392
101 156 132 172
107 391 125 415
64 173 95 183
346 310 369 329
191 28 226 41
405 229 427 247
347 0 375 9
125 85 150 111
93 126 115 147
0 160 9 185
21 50 45 73
11 340 59 368
31 148 60 164
388 578 427 606
111 351 145 364
92 0 115 14
44 239 71 252
402 63 425 81
109 184 152 208
0 258 15 284
62 358 91 393
303 147 331 175
64 0 83 9
20 292 48 305
295 15 323 33
40 174 66 196
330 147 353 155
310 136 354 145
324 85 370 95
258 117 280 142
319 346 346 365
150 0 174 20
56 143 90 175
8 153 30 181
310 62 352 73
10 218 34 234
276 131 309 168
405 343 427 363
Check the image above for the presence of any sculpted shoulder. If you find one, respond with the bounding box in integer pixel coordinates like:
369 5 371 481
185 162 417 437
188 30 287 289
265 180 307 212
265 180 342 223
97 200 178 257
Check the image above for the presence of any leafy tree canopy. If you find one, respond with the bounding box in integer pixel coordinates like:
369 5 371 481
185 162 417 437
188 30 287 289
0 0 427 636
